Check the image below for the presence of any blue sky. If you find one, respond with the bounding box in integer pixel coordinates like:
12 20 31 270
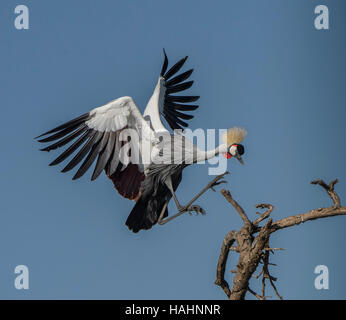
0 0 345 299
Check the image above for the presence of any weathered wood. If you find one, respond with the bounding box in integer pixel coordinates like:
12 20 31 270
215 178 345 300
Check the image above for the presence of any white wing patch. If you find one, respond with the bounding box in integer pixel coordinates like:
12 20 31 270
86 98 132 132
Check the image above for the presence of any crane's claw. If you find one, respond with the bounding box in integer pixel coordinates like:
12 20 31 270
187 205 206 216
207 173 229 191
209 180 227 191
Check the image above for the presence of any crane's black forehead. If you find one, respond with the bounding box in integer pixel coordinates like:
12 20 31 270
237 144 245 155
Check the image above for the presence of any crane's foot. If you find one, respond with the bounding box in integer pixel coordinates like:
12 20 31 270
187 205 206 216
207 172 229 191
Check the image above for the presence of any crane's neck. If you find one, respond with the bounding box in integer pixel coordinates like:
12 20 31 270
195 143 228 162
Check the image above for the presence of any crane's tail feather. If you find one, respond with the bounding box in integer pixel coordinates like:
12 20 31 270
126 197 168 233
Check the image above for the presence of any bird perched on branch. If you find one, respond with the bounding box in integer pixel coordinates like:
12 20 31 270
36 50 246 232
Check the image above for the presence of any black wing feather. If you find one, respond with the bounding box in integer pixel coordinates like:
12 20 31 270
165 102 199 111
37 121 83 143
107 131 121 176
165 108 194 120
49 129 93 166
166 81 194 94
40 125 87 152
91 131 116 181
160 49 168 77
164 115 183 131
159 51 200 131
61 130 102 173
164 56 188 80
72 132 109 180
166 95 200 103
166 69 193 87
35 113 90 139
163 110 188 128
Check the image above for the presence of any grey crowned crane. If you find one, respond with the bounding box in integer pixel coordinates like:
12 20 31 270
36 50 247 233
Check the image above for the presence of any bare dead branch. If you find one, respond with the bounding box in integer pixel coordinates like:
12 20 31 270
215 230 238 298
253 203 274 226
269 179 345 232
221 189 252 227
251 218 272 253
269 206 346 232
247 287 265 300
215 178 345 300
253 269 263 279
311 178 340 207
268 274 283 300
260 240 283 300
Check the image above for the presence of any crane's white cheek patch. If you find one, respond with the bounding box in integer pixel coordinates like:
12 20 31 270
229 145 237 156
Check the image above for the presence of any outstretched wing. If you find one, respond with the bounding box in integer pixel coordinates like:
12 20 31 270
36 96 151 199
143 49 200 132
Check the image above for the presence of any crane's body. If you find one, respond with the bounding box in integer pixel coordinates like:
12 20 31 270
36 50 246 232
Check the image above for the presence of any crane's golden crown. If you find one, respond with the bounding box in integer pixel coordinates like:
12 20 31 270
222 127 247 145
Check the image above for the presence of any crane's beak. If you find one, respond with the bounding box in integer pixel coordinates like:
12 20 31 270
235 153 244 165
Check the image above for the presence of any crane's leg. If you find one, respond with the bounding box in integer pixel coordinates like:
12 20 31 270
157 197 202 226
158 173 228 225
165 176 183 211
157 199 188 225
158 203 192 225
